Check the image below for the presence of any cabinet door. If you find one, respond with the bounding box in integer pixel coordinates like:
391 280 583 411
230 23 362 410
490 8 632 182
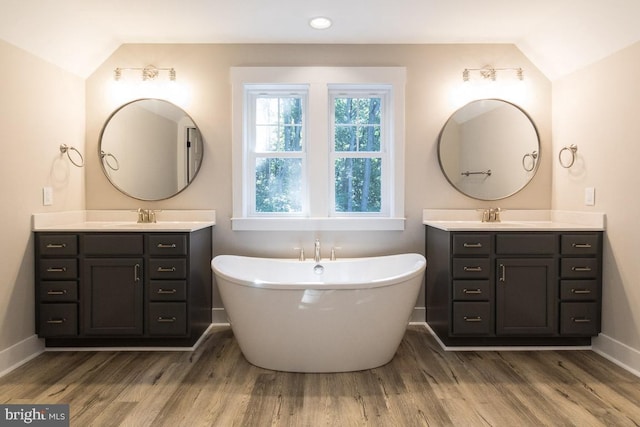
82 258 144 336
495 258 556 335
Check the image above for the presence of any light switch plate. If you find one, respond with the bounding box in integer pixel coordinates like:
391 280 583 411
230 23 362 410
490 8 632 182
584 187 595 206
43 186 53 206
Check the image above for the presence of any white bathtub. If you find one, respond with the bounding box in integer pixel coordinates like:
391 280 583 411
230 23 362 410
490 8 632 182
211 253 426 373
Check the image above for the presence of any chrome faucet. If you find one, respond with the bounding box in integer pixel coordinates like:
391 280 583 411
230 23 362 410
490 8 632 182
314 239 321 263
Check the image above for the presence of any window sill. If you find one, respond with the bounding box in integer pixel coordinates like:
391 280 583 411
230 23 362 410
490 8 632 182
231 217 405 231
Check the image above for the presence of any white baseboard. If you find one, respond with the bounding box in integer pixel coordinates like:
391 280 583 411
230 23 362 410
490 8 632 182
0 335 45 378
592 333 640 378
212 307 229 324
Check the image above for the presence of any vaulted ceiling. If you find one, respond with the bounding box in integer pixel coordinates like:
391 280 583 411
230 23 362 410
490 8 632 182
1 0 639 80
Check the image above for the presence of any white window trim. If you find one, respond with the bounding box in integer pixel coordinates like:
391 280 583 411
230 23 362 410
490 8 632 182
231 67 406 231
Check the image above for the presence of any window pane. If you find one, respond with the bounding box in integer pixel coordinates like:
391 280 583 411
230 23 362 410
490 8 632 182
255 158 302 213
334 97 381 152
255 96 303 152
334 125 380 152
334 157 382 213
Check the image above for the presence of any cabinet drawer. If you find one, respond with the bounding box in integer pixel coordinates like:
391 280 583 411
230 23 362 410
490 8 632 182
561 234 599 255
39 281 77 302
560 280 598 300
452 280 491 301
452 302 492 335
83 234 143 255
149 303 187 336
38 234 78 256
150 280 187 301
149 259 187 279
39 259 77 279
453 234 491 255
452 258 490 279
38 303 77 337
496 233 556 255
560 302 599 336
148 234 187 256
561 258 598 278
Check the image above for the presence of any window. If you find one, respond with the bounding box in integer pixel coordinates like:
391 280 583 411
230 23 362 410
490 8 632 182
247 88 307 215
231 67 405 231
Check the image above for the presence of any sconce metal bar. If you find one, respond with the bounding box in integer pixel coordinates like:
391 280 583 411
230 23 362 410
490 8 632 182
461 169 492 177
462 66 524 82
114 65 176 81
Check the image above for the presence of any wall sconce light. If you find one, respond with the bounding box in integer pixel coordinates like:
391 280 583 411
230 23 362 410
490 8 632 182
114 65 176 82
462 66 524 82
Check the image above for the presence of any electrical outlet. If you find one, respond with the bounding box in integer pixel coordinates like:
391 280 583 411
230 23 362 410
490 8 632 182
43 187 53 206
584 187 595 206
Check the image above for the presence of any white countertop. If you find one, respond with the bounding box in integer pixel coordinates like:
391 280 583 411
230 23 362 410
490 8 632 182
423 209 605 231
32 210 216 232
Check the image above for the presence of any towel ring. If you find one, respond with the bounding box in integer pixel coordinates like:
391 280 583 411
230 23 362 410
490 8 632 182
559 144 578 168
59 144 84 168
100 150 120 171
522 150 538 172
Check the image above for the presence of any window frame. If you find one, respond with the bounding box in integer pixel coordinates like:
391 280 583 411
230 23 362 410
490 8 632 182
231 67 406 231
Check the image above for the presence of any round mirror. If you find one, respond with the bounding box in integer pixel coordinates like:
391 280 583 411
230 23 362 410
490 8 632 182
99 99 204 200
438 99 540 200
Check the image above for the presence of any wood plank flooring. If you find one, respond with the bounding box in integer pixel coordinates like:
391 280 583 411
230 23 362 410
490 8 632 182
1 325 639 426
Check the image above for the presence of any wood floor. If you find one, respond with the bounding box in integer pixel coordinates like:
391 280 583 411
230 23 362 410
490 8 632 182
1 325 639 426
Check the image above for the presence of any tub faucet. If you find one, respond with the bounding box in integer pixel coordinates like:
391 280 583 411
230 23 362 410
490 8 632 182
314 239 321 263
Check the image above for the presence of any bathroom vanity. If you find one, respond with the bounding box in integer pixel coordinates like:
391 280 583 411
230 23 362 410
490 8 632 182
33 210 215 348
424 210 605 347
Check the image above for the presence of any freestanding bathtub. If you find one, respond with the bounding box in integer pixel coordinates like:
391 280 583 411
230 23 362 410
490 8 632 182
211 253 426 373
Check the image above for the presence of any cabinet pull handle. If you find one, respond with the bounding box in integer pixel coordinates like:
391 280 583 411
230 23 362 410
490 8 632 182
47 290 67 295
46 318 66 324
157 288 177 294
571 317 591 323
46 267 67 273
463 266 483 272
463 243 483 248
499 264 506 282
572 266 592 272
46 243 67 248
157 266 177 273
572 243 592 248
463 316 482 322
134 264 141 282
571 289 591 295
463 288 482 294
157 316 177 323
157 243 177 249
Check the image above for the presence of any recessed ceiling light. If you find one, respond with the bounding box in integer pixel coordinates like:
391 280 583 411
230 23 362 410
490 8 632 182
309 17 332 30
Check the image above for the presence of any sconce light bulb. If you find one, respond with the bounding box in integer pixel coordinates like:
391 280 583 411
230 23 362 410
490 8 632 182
169 68 176 81
517 68 524 80
114 68 122 81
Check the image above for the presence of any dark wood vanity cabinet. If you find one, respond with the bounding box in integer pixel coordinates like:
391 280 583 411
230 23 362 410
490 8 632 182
426 226 602 346
35 228 212 347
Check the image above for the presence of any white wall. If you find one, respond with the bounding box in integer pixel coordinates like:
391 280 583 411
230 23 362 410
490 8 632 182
0 40 85 369
85 43 553 319
553 41 640 373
